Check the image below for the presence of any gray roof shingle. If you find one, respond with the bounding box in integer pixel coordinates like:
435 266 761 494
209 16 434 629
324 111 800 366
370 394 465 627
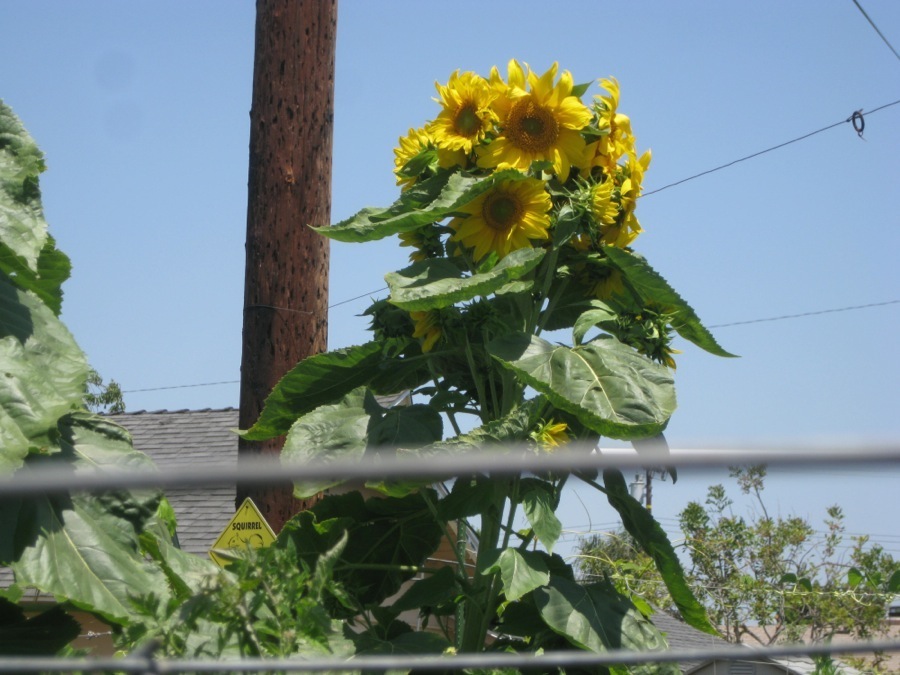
105 407 240 556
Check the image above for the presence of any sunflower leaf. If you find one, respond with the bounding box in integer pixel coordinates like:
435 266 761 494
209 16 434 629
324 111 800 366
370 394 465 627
534 576 680 673
283 388 371 499
602 468 717 635
240 341 386 441
317 169 530 243
386 247 544 311
489 332 675 440
0 102 49 274
603 246 736 358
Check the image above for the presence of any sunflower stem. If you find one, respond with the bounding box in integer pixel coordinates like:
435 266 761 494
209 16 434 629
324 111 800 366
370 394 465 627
463 332 491 423
536 276 569 337
528 240 563 337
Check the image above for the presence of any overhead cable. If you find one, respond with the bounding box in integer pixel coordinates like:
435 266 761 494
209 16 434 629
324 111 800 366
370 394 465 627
852 0 900 62
641 100 900 197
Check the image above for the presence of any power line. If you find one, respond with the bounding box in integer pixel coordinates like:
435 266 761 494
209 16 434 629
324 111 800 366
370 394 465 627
123 380 240 394
122 299 900 394
641 99 900 197
122 101 900 396
707 299 900 329
852 0 900 63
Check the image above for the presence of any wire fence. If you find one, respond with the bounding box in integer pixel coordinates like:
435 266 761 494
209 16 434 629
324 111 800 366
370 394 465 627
3 638 900 674
2 442 899 673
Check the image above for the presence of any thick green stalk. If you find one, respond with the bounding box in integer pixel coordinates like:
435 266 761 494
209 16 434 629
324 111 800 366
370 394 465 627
463 332 491 423
526 241 563 336
473 478 521 644
460 488 505 652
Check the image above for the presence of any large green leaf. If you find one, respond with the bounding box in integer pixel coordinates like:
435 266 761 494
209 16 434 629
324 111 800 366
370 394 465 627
3 413 167 624
0 277 88 472
489 333 675 440
482 547 550 602
317 169 529 243
573 301 617 345
521 480 563 554
367 402 443 448
392 566 460 612
281 491 444 610
534 576 680 675
241 341 386 441
0 235 70 317
0 101 49 275
386 247 544 312
282 388 371 499
433 398 544 453
603 469 717 635
603 246 735 358
354 628 451 657
438 475 507 521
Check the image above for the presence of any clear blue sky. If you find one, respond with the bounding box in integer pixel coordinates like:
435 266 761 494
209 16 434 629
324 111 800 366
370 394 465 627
1 1 898 559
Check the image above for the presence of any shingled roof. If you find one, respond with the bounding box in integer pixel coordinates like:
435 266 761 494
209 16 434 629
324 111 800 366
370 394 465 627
648 610 728 672
106 407 240 556
0 408 241 602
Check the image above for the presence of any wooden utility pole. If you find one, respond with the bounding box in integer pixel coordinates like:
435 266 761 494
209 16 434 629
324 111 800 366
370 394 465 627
237 0 336 532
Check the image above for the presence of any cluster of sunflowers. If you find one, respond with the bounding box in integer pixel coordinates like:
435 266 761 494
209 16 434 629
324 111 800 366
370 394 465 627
394 60 650 261
387 60 674 368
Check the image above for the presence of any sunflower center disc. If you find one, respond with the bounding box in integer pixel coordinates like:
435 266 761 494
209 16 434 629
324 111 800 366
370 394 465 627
483 193 522 231
454 105 480 136
507 99 559 153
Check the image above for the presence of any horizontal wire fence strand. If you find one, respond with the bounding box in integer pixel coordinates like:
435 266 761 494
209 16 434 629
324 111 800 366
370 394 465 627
1 442 898 497
3 638 900 674
3 443 899 672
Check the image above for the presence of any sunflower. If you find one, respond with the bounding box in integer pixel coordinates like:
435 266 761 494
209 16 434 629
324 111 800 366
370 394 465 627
410 310 442 352
477 60 592 182
393 126 434 189
530 419 570 452
602 149 651 248
590 178 619 228
579 260 626 300
585 77 636 174
428 70 496 154
399 225 443 263
449 176 551 261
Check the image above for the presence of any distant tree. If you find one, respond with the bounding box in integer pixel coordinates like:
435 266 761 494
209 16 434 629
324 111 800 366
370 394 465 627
577 466 900 669
83 368 125 414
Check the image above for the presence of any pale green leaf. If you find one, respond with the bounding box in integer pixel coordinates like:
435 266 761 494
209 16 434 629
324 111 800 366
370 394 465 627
241 341 385 441
522 483 563 554
489 333 675 440
535 576 680 674
282 388 371 499
0 101 48 274
573 302 617 345
317 169 529 243
4 413 167 624
0 278 88 472
602 469 717 635
483 547 549 602
386 247 545 312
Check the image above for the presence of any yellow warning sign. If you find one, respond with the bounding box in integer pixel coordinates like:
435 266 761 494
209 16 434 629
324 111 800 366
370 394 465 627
209 497 277 568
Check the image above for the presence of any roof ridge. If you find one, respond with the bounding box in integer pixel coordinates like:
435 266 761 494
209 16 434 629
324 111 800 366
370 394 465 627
104 407 239 416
